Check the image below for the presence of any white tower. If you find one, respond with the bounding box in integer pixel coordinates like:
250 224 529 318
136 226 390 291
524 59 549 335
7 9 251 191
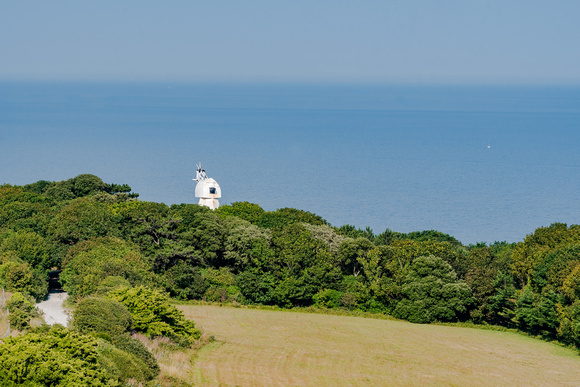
193 163 221 210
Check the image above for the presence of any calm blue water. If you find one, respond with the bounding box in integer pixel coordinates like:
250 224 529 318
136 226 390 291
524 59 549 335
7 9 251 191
1 82 579 244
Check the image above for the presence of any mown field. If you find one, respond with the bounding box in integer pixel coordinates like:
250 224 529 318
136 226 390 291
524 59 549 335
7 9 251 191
176 305 580 386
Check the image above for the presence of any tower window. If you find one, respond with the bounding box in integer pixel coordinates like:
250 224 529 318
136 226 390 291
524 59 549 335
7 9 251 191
209 187 217 194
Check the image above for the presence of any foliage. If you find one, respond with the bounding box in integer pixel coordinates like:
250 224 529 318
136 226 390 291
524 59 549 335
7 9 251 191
171 203 224 267
336 224 376 242
97 340 155 383
107 286 201 346
163 261 208 300
303 223 345 254
0 255 48 301
110 334 160 379
94 276 131 297
6 292 39 331
513 286 559 337
202 267 242 303
72 297 133 337
48 197 118 245
43 174 137 202
222 217 273 271
313 288 344 308
0 325 118 386
390 239 465 277
393 255 473 323
60 237 149 299
215 201 265 224
0 186 55 233
2 174 580 350
0 229 51 269
400 230 462 247
511 223 580 285
256 207 328 228
556 301 580 347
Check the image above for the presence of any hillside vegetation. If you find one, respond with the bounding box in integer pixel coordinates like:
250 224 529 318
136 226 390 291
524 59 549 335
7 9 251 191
1 174 580 384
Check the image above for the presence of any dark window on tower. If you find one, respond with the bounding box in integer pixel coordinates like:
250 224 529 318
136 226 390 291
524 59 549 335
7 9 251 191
209 187 217 194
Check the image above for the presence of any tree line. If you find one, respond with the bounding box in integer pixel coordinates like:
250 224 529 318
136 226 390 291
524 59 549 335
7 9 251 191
0 174 579 371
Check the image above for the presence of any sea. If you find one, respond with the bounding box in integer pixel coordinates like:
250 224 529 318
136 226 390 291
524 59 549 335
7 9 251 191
0 82 579 245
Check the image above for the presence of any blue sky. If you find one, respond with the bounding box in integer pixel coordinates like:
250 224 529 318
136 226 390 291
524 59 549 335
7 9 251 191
1 1 579 84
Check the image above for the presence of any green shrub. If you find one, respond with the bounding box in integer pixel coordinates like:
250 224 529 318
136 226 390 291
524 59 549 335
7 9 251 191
6 292 39 331
0 325 118 386
111 334 159 379
107 286 201 346
97 340 155 383
72 297 133 337
94 276 131 297
313 289 344 309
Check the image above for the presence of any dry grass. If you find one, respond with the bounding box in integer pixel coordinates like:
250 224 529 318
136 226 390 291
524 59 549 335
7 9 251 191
136 332 214 386
175 304 580 386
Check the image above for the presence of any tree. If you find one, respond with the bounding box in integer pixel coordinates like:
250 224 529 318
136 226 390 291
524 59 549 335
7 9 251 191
0 255 48 301
400 230 462 247
256 207 328 229
107 286 201 346
60 237 150 299
48 197 118 245
486 271 517 327
163 261 208 300
557 301 580 347
393 255 473 324
0 186 55 233
336 224 376 242
337 237 375 278
511 223 580 286
0 229 51 269
215 201 265 224
390 239 465 278
171 203 225 267
514 286 559 337
222 217 273 271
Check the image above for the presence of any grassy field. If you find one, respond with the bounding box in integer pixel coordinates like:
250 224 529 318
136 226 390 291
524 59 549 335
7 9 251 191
174 305 580 386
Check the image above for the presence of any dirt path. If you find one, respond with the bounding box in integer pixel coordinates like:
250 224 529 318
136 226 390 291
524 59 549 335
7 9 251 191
36 292 70 326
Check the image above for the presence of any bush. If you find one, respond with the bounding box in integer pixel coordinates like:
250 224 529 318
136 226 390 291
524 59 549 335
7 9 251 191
313 289 344 309
111 334 160 379
94 276 131 297
6 292 39 331
72 297 133 337
0 325 118 386
107 286 201 346
97 340 156 383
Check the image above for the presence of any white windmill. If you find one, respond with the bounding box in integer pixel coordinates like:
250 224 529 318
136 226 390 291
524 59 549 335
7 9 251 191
193 163 221 210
